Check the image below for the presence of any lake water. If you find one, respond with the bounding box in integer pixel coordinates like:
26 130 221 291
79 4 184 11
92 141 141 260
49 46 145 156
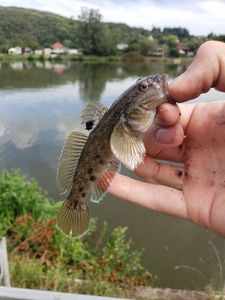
0 60 225 290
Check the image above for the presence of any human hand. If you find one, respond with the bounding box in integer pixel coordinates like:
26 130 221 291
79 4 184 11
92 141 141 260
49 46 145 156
108 41 225 238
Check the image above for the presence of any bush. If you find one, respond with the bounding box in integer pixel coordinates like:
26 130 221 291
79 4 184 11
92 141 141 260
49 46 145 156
0 170 57 234
122 51 145 63
27 55 34 61
0 169 153 296
7 216 152 287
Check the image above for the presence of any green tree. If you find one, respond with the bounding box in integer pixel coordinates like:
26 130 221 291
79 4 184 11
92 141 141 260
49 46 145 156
162 27 190 40
187 37 205 52
77 7 116 56
164 34 179 48
207 33 225 42
139 37 157 56
163 34 179 57
151 26 162 39
127 37 140 52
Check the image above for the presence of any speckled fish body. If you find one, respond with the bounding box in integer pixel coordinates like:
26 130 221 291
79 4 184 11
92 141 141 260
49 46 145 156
56 74 169 237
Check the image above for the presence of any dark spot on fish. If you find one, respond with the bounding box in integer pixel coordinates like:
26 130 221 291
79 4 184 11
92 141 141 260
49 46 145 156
90 175 96 181
178 144 184 150
88 167 93 174
79 187 84 192
86 120 94 130
184 163 190 178
131 91 139 97
94 154 100 159
99 159 104 164
210 179 215 186
177 170 183 177
185 163 190 170
82 192 86 197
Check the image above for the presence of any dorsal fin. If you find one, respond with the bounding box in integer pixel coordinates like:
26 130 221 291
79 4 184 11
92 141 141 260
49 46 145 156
90 159 121 204
57 131 88 194
81 102 108 131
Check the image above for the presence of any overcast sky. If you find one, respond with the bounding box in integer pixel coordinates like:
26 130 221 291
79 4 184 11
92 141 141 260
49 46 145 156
0 0 225 35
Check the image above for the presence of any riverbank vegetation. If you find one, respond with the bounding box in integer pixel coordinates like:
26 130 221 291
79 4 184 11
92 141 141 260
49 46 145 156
1 171 224 298
0 170 153 298
0 52 192 65
0 6 224 59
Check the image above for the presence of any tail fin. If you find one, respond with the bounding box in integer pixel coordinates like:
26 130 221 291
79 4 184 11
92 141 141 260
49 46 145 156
56 199 89 238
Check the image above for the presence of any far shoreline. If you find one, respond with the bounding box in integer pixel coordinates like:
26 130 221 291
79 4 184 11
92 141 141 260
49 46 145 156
0 53 192 65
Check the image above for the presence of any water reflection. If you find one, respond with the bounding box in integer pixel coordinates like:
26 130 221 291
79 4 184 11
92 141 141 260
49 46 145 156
0 61 225 290
0 60 186 96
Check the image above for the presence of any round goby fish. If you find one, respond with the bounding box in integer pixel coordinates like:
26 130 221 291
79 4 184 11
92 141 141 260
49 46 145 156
56 74 169 238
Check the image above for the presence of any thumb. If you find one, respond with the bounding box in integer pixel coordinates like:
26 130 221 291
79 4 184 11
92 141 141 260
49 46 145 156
142 103 184 157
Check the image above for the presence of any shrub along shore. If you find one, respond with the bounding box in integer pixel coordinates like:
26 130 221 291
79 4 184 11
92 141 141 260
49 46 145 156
0 170 153 298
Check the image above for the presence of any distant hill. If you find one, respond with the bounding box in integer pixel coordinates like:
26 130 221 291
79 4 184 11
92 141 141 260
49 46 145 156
0 6 80 49
0 6 151 51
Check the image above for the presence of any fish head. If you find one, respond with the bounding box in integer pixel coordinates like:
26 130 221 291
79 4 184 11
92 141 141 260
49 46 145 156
124 74 169 133
134 74 169 107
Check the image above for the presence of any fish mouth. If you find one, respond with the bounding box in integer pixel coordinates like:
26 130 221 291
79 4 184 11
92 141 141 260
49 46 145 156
158 74 177 104
156 74 176 105
160 74 169 95
153 74 170 105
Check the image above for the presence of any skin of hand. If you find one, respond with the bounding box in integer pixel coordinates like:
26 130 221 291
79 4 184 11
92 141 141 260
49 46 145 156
108 41 225 238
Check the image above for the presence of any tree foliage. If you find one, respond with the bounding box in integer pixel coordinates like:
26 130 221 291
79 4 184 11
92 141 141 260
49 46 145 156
162 27 190 40
0 170 57 234
77 8 115 56
139 38 158 56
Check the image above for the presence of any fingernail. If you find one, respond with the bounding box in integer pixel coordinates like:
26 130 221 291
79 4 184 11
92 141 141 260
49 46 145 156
155 128 174 144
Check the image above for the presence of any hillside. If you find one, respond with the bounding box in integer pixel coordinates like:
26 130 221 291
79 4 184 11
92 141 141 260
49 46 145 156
0 6 80 49
0 6 151 51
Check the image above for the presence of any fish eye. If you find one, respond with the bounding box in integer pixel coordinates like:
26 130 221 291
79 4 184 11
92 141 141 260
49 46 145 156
139 82 148 91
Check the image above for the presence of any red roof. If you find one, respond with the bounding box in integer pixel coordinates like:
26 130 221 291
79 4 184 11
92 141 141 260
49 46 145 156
51 42 65 49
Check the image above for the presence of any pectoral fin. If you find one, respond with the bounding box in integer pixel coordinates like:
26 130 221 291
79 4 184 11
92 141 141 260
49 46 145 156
81 102 108 131
110 122 146 170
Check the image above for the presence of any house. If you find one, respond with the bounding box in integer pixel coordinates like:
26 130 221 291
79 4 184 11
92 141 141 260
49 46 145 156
34 48 52 56
67 48 80 55
24 47 33 54
44 48 52 56
177 43 190 55
116 43 128 51
51 42 67 55
151 46 165 57
34 49 43 55
8 46 22 55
